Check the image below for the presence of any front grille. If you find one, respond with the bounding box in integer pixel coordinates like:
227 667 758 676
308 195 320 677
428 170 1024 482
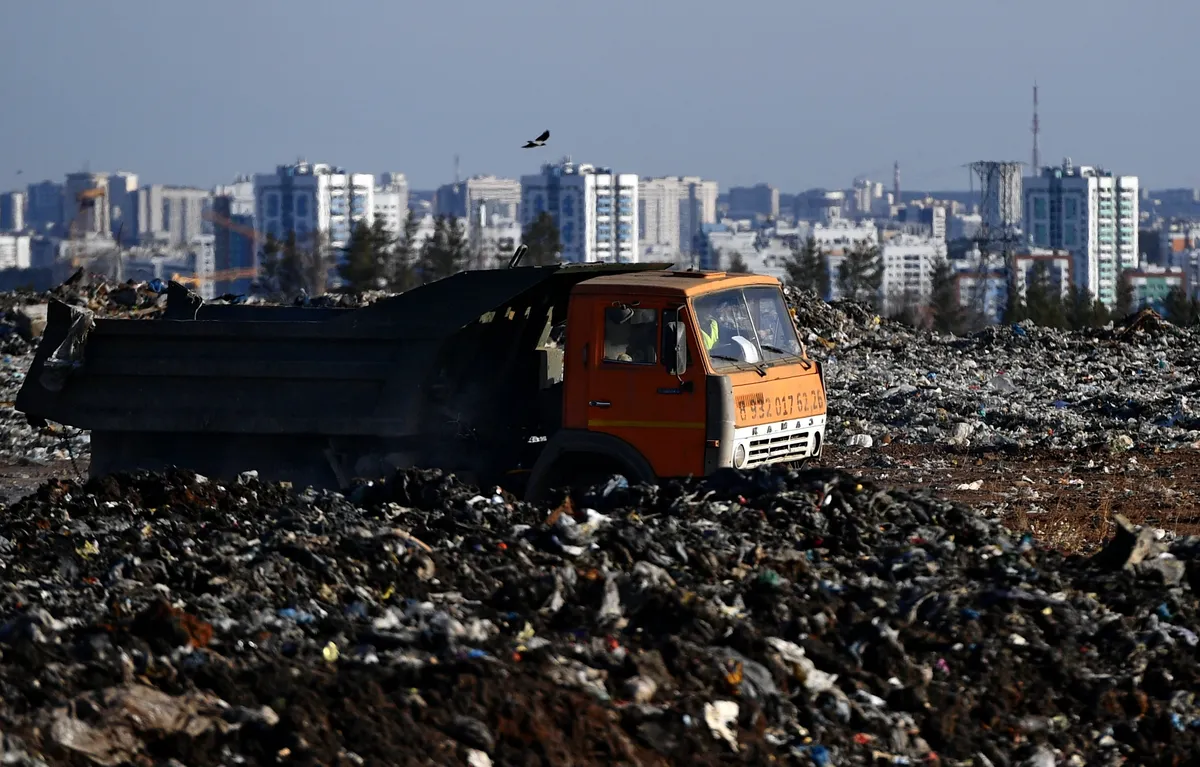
747 429 813 466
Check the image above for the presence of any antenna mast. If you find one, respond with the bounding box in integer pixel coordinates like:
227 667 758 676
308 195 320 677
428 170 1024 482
1031 83 1040 175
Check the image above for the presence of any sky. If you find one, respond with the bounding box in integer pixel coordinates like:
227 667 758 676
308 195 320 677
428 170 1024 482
1 0 1196 193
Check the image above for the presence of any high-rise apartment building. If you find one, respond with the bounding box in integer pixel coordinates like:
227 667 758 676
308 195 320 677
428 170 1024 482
727 183 779 220
0 192 25 232
521 160 638 263
374 173 410 236
679 177 718 255
638 178 683 254
25 181 64 233
1024 159 1139 307
638 176 718 257
436 175 520 222
136 185 212 247
253 162 375 253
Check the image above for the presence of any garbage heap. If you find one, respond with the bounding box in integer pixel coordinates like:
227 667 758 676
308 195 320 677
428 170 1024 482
785 288 1200 451
0 467 1198 766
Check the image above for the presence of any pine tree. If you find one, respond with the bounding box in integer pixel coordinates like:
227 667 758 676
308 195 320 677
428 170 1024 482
339 219 397 291
339 221 379 291
277 231 305 296
521 211 562 266
390 208 421 291
727 251 750 273
444 214 469 271
257 233 283 292
1162 286 1199 326
1115 270 1136 318
836 241 883 308
298 230 331 296
1065 283 1116 329
929 256 966 334
418 214 467 283
1023 261 1066 328
784 236 829 297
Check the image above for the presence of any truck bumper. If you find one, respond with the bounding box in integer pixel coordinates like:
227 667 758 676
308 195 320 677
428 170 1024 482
729 414 826 469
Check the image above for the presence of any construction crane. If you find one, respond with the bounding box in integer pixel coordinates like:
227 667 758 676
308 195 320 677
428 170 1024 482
163 209 272 292
170 266 261 287
203 209 261 243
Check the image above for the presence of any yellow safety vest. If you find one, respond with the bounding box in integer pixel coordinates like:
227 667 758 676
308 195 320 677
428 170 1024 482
700 318 719 350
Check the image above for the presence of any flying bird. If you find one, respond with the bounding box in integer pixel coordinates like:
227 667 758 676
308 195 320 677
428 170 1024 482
522 129 550 148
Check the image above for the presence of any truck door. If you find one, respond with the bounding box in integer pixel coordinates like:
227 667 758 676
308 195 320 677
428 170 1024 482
584 301 706 478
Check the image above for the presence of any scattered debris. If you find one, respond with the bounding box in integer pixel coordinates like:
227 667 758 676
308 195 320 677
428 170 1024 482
0 466 1191 763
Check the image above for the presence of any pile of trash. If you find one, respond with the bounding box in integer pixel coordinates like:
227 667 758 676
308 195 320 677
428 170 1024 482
784 294 1200 451
0 466 1197 764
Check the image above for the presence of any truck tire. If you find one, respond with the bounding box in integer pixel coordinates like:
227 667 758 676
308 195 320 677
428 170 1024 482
523 430 656 505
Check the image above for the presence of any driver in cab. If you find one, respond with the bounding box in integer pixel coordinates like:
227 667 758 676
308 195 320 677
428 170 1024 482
698 296 759 364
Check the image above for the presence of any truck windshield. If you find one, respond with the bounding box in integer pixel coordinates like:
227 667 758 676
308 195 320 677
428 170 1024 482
692 286 804 371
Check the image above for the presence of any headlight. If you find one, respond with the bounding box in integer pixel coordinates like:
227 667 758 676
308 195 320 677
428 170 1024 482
733 443 747 468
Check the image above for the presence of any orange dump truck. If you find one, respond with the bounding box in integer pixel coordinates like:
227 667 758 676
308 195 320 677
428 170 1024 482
16 262 827 500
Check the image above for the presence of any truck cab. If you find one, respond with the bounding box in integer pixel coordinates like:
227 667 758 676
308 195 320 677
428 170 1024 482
524 269 826 500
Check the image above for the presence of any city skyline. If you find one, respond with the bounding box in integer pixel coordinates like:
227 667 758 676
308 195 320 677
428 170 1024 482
1 1 1197 191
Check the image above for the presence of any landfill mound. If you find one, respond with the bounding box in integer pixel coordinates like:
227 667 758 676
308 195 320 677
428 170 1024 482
783 291 1200 451
0 467 1197 765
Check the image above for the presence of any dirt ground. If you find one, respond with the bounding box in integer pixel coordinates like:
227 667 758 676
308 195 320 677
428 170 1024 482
3 445 1198 553
827 443 1200 552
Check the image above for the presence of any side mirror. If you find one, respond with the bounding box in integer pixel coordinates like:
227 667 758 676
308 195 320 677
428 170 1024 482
665 310 688 377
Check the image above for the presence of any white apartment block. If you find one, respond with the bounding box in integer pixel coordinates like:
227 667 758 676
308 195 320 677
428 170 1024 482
136 185 211 247
810 219 879 254
213 177 256 217
880 234 946 312
1024 159 1139 308
639 178 682 254
521 160 638 263
373 187 407 236
0 234 31 270
373 173 409 236
436 176 520 222
0 192 25 232
638 176 719 257
698 228 757 270
254 162 374 252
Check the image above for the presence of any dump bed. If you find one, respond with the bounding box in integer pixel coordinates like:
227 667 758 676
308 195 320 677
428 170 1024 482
17 263 672 440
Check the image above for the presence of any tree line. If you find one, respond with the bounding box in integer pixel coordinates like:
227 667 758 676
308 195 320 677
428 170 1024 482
778 235 1200 335
257 210 565 296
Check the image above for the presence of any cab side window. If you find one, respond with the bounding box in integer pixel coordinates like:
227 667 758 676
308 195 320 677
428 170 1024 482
603 307 658 364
